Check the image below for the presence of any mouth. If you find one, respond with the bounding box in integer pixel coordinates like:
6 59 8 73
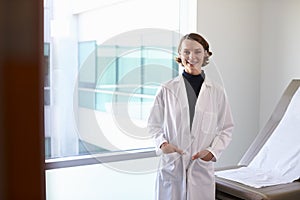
186 61 197 67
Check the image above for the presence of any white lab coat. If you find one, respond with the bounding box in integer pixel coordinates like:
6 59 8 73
148 75 234 200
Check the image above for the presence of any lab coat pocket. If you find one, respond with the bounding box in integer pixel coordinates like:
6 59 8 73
190 158 214 186
201 112 217 134
160 152 182 181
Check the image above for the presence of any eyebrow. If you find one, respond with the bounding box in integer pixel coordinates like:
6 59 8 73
182 48 202 51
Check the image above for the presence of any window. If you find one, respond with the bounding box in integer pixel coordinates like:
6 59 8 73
44 0 194 163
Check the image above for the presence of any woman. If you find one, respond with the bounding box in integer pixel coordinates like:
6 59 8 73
148 33 234 200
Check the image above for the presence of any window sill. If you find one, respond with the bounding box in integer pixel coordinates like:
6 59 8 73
45 147 157 170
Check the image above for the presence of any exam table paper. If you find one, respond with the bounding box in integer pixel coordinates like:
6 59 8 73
216 87 300 188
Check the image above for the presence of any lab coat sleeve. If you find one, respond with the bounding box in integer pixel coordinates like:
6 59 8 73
207 90 234 161
147 88 168 155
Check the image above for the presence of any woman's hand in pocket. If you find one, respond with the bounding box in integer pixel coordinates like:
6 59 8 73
191 150 214 161
161 142 184 155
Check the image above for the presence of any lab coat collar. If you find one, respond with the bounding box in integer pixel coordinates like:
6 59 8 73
203 77 213 88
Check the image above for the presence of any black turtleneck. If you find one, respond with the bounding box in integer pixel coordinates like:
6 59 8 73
182 70 204 97
182 70 205 128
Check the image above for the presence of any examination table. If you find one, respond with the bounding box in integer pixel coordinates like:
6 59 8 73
215 79 300 200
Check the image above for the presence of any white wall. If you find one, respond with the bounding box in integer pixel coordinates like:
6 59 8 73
46 158 158 200
197 0 300 168
197 0 261 167
260 0 300 127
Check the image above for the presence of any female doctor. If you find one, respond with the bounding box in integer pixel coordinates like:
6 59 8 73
148 33 234 200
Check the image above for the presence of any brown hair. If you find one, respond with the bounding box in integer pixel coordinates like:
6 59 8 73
175 33 213 67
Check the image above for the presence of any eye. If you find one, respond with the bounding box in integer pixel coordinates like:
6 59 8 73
195 50 202 54
183 50 190 55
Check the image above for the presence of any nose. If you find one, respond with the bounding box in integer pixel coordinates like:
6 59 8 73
189 52 196 59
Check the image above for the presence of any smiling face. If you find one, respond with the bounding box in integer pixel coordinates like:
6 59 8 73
179 39 206 75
